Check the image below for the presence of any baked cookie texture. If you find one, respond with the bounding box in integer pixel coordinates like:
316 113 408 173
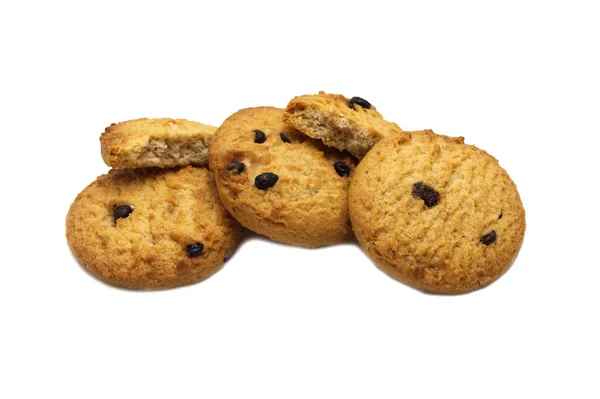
283 92 403 159
209 106 354 248
66 166 242 290
100 118 216 169
349 130 525 294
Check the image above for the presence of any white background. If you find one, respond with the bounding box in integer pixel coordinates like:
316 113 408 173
1 1 598 398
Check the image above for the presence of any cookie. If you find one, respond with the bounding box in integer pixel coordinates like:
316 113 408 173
349 130 525 294
208 106 354 248
66 166 242 289
283 92 403 159
100 118 216 169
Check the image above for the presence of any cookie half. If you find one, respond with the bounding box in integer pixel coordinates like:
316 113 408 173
349 130 526 294
209 106 354 248
100 118 216 168
283 92 403 159
66 166 242 289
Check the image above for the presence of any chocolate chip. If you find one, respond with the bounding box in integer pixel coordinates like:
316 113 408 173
412 182 440 207
480 231 497 246
254 129 266 143
280 133 291 143
333 161 351 177
186 242 204 257
348 96 371 110
498 212 503 219
227 161 244 174
255 172 279 190
114 204 133 222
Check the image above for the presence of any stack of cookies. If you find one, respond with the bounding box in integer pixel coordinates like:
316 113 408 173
66 92 525 294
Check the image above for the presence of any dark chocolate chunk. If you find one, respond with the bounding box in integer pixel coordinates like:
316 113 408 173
280 133 291 143
333 161 351 177
114 204 133 222
348 96 371 110
498 212 503 219
480 231 497 246
227 162 245 174
255 172 279 190
254 129 266 143
186 242 204 257
412 182 440 208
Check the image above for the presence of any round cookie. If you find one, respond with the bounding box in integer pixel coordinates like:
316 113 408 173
208 106 354 248
349 130 526 294
66 166 242 289
283 92 403 159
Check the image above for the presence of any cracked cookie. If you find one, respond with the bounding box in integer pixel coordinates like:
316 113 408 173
66 166 242 289
209 106 354 247
349 130 526 294
283 92 403 159
100 118 216 168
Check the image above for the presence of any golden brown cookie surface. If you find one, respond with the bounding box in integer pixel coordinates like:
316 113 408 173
209 106 354 248
349 130 526 294
100 118 216 169
283 92 402 159
66 166 241 289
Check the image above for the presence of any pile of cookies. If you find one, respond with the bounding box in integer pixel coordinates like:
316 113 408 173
66 92 526 294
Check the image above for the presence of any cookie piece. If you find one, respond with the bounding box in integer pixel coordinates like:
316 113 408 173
66 166 242 289
349 130 526 294
209 106 354 248
283 92 403 159
100 118 216 168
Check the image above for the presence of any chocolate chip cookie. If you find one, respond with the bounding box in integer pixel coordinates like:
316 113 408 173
66 166 242 289
283 92 403 159
209 106 354 247
349 130 526 294
100 118 216 169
